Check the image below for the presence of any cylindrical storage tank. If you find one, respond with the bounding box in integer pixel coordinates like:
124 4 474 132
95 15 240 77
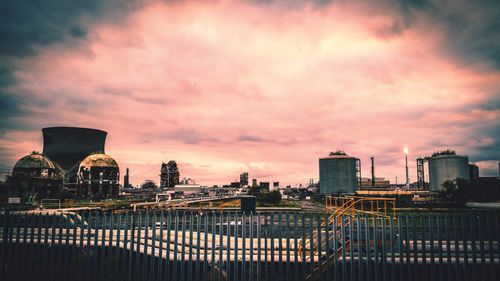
42 127 107 171
319 151 358 194
428 152 469 191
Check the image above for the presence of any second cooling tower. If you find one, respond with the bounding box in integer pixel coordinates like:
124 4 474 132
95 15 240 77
319 151 359 194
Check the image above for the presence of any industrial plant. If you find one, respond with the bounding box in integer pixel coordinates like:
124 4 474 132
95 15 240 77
3 127 120 202
1 128 500 281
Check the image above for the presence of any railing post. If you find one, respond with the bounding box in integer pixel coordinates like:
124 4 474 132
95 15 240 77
0 211 9 281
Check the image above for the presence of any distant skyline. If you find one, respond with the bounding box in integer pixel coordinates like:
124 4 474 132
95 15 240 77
1 0 499 186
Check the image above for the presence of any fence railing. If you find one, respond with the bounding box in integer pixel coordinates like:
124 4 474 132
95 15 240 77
1 211 499 281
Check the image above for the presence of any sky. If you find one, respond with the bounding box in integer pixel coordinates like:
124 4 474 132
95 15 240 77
1 0 499 186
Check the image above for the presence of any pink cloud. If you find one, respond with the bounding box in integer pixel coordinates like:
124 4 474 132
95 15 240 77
2 1 499 185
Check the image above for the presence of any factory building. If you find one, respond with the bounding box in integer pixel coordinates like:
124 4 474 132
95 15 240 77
319 151 360 194
360 177 390 188
469 163 479 181
240 172 249 186
160 161 180 189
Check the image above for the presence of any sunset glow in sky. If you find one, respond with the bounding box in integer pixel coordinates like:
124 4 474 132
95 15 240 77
1 0 499 186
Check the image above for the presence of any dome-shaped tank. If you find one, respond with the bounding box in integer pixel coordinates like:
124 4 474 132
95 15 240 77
78 153 119 198
13 151 58 178
428 151 469 191
319 151 359 194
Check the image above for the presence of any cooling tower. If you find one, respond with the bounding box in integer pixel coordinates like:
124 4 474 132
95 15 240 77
42 127 107 171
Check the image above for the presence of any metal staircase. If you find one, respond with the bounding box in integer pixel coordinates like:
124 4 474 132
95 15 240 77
300 196 396 281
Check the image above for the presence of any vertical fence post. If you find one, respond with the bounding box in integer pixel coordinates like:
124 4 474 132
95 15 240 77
127 212 133 281
494 215 500 280
405 214 411 281
188 211 194 281
453 215 459 281
420 214 426 279
445 215 452 281
279 212 283 281
166 211 172 281
86 212 93 281
349 214 354 281
412 214 418 281
356 215 362 281
322 213 328 281
101 212 107 278
460 215 466 281
218 212 223 281
381 216 387 281
250 212 254 281
242 212 247 281
301 213 306 281
204 212 210 281
64 212 72 279
159 212 164 281
390 216 395 281
429 214 434 280
293 212 299 281
334 215 339 281
226 212 231 281
152 212 157 281
234 212 239 281
109 213 114 279
173 211 179 281
0 211 9 281
397 215 403 281
183 211 186 281
144 212 150 281
136 212 143 279
207 212 213 281
373 215 379 281
286 212 291 281
12 212 21 280
257 212 262 281
116 213 122 281
470 215 477 279
196 211 201 281
487 215 494 281
341 215 346 281
270 212 276 281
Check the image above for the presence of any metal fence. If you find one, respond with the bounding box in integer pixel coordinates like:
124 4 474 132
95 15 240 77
1 211 499 281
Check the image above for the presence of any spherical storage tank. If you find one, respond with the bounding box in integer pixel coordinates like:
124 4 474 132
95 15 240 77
13 151 58 178
428 151 469 191
319 151 358 194
78 153 119 198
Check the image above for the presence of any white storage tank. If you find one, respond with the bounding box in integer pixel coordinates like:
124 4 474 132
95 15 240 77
428 150 469 191
319 151 359 194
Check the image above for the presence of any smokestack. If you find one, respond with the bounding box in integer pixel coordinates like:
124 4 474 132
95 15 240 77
371 157 375 187
405 148 409 186
124 168 129 188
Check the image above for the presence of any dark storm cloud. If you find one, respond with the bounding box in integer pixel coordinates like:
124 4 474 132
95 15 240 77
0 0 153 58
391 0 500 69
0 0 152 134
